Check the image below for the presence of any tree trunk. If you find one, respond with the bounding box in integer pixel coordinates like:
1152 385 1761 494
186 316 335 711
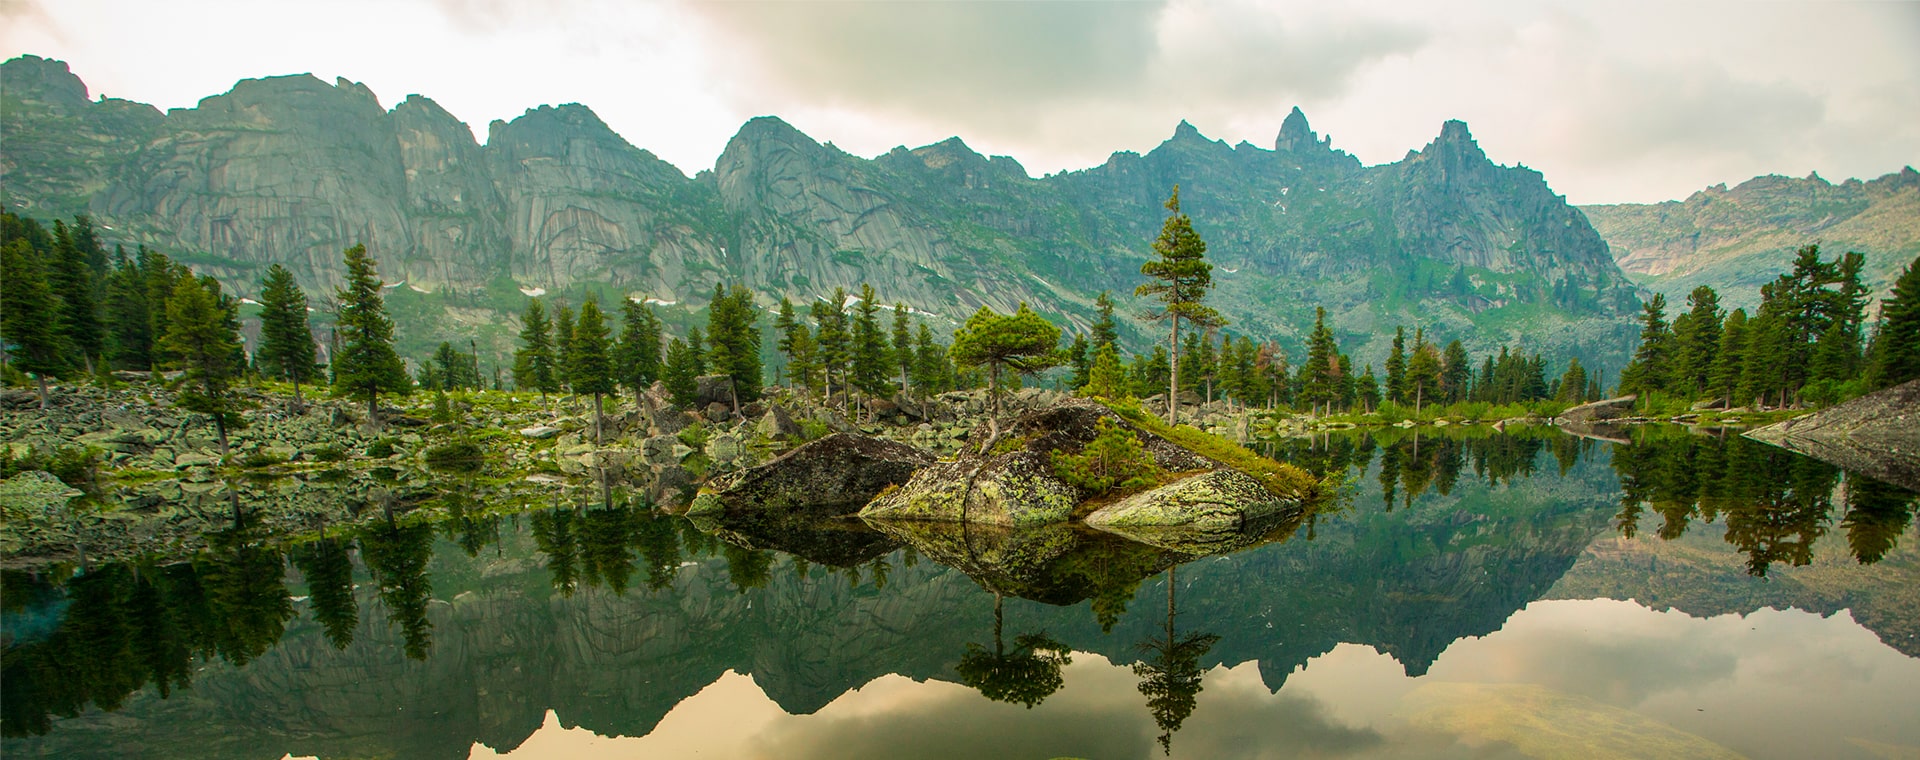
1167 314 1181 427
593 392 604 446
989 362 1002 417
292 374 305 414
214 414 230 455
35 374 50 409
367 391 380 431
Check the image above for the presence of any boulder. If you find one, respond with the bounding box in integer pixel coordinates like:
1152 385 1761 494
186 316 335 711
704 402 731 422
0 471 81 517
705 433 743 464
1083 469 1292 533
1746 379 1920 490
757 405 803 440
1557 395 1637 423
694 374 736 408
519 425 562 439
687 432 934 517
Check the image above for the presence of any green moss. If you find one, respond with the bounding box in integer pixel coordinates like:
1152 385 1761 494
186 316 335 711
1104 399 1322 501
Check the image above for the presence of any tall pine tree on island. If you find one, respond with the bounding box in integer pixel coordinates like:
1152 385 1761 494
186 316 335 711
569 298 615 445
161 277 244 453
1137 185 1223 426
331 244 410 428
256 264 320 411
0 238 67 406
513 299 558 404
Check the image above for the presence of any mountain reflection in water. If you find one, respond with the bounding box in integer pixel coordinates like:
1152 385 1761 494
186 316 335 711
4 425 1918 759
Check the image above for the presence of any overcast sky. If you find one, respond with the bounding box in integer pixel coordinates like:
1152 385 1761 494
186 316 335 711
4 0 1915 205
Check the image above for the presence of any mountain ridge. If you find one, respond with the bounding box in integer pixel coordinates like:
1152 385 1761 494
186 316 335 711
2 54 1637 368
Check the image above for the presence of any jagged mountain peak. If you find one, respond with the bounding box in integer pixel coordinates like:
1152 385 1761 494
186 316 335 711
1274 106 1320 152
0 54 91 108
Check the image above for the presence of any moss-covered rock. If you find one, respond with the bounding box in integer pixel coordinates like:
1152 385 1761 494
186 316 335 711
1083 469 1294 533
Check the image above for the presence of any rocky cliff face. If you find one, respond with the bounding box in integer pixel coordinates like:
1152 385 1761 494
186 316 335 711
2 56 1638 366
1583 167 1920 310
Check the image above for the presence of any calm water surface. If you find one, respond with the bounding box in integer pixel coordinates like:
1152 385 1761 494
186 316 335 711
4 426 1918 759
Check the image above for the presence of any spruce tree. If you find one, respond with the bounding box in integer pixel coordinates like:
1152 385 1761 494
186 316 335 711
1137 185 1223 425
616 299 663 405
1296 307 1339 414
142 247 191 371
1440 340 1471 404
775 297 813 390
663 336 701 408
1868 255 1920 389
1384 326 1408 404
1091 291 1119 349
1355 366 1381 412
512 299 558 403
705 283 763 408
1406 335 1441 414
331 244 410 427
1620 293 1673 400
1670 285 1724 398
553 305 576 393
1811 252 1868 387
1083 341 1128 399
49 220 105 372
850 283 891 400
892 302 914 394
1709 309 1748 407
1555 358 1588 403
161 277 244 453
570 299 616 444
255 264 319 410
911 323 948 394
812 292 851 405
103 247 154 371
0 238 68 405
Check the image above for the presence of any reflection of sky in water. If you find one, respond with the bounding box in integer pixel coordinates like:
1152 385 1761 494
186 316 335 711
476 599 1920 760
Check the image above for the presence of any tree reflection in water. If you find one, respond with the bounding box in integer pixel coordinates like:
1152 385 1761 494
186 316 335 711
1133 566 1219 756
954 593 1072 709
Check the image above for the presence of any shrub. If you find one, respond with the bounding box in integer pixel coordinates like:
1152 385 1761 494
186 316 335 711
241 451 286 468
1104 398 1320 500
1051 418 1161 497
424 439 485 472
678 420 711 449
1 444 102 492
364 439 397 458
307 445 347 463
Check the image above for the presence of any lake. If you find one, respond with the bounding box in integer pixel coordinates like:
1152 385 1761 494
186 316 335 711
4 425 1917 759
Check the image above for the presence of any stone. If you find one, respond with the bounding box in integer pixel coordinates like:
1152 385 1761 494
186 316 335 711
1083 469 1292 533
688 433 934 517
704 402 731 422
694 375 736 408
519 425 562 439
1746 378 1920 491
641 435 681 466
1558 395 1637 423
706 434 744 464
757 405 803 440
0 471 81 516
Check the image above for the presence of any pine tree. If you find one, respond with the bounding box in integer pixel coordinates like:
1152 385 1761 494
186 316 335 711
1092 291 1119 349
616 299 663 405
849 283 891 400
1555 358 1588 403
812 291 851 405
705 283 763 408
892 302 914 394
1406 333 1441 414
331 244 411 427
255 264 319 410
1296 307 1339 414
662 336 701 408
162 277 244 453
1868 255 1920 389
1811 252 1868 387
911 323 948 393
1620 293 1673 400
143 247 191 371
1083 341 1128 399
1709 308 1748 406
553 305 576 393
1440 340 1470 404
775 297 808 389
1384 326 1407 404
569 298 616 444
0 238 67 406
1137 185 1223 425
49 220 105 371
1355 366 1381 412
949 304 1064 416
103 247 154 370
512 299 557 403
1669 285 1724 399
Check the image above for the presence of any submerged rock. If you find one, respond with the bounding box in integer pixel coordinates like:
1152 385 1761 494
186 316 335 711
687 433 933 517
1746 379 1920 491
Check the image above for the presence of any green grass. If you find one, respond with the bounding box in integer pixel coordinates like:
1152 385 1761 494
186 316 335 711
1102 398 1323 501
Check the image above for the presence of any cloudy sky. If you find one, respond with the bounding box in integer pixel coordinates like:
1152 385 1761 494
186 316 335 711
4 0 1915 204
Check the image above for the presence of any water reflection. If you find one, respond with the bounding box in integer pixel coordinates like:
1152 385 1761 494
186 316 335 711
3 425 1917 758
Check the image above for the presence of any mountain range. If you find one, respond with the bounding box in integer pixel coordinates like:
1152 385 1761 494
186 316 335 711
1588 168 1920 312
2 54 1642 368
